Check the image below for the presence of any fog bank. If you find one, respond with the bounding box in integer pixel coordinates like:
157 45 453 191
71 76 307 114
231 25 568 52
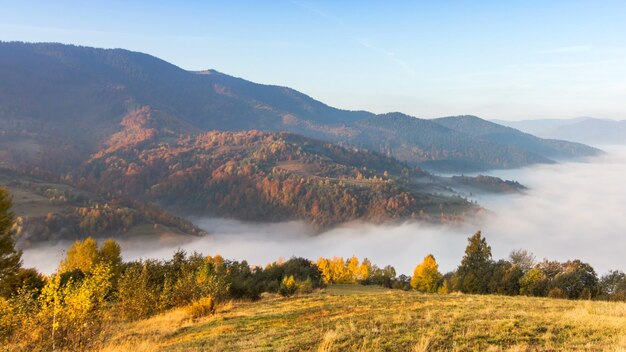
23 147 626 276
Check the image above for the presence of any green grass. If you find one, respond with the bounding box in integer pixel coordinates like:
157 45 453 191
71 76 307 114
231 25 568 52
102 285 626 352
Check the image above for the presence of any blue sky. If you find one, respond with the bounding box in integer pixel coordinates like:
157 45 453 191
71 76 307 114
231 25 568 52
2 1 626 120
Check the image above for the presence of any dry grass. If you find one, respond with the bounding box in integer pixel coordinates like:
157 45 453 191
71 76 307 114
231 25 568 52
100 309 192 352
101 285 626 351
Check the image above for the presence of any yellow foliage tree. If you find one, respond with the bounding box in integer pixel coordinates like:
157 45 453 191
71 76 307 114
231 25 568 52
347 256 360 283
39 263 114 350
317 257 352 284
99 239 121 267
330 257 351 283
410 254 442 293
279 275 297 296
60 237 99 273
359 258 372 282
316 258 332 284
59 237 122 275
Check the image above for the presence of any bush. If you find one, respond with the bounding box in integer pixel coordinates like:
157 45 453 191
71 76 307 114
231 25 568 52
438 279 451 294
519 267 547 296
117 263 159 321
279 275 297 296
297 277 313 294
187 297 215 319
599 270 626 301
548 287 565 299
30 263 115 351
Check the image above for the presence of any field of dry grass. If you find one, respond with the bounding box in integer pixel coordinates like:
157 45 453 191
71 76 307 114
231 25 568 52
101 285 626 352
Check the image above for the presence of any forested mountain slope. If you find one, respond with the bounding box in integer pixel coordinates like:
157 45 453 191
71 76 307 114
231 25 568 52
74 108 475 227
434 115 600 159
0 42 600 173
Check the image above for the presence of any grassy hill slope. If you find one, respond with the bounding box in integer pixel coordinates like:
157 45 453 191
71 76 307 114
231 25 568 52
102 285 626 352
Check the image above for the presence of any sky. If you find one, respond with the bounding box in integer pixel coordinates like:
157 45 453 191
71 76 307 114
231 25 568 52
2 1 626 120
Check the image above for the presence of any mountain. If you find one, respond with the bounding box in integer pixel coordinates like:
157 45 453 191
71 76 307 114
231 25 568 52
73 108 476 227
493 117 626 145
434 116 601 159
491 117 591 137
0 42 600 173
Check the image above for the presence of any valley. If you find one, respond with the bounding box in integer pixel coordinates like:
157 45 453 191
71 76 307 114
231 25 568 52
2 3 626 351
0 42 604 244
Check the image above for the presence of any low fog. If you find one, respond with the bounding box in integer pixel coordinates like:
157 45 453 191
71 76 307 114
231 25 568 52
22 147 626 276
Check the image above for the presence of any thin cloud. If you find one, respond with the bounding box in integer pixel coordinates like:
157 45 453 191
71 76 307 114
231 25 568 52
292 1 416 76
355 38 416 76
534 45 592 54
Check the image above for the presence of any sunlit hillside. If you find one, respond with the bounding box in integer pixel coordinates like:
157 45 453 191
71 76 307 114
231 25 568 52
102 285 626 352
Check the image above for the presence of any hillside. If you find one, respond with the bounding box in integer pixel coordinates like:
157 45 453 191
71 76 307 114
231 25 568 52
0 42 600 173
0 168 205 247
352 113 551 171
449 175 527 194
434 115 602 159
101 285 626 351
74 108 475 227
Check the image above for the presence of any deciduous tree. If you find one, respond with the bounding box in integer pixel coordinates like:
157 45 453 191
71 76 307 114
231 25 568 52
410 254 442 293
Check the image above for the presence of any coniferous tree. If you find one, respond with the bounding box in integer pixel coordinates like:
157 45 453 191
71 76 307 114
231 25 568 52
455 231 494 294
0 188 22 297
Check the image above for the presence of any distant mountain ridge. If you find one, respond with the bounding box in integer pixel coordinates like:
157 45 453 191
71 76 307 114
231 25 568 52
493 117 626 145
434 115 600 159
0 41 601 174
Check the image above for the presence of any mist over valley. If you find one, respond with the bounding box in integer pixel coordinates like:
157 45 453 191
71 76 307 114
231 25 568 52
22 146 625 277
3 3 626 349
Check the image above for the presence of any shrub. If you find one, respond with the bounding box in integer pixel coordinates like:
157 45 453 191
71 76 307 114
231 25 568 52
279 275 297 296
520 267 547 296
33 263 115 351
188 297 215 319
438 280 451 294
599 270 626 301
298 277 313 294
117 263 159 320
548 287 565 299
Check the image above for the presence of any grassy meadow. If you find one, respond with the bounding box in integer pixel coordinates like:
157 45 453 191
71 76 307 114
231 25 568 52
102 285 626 352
